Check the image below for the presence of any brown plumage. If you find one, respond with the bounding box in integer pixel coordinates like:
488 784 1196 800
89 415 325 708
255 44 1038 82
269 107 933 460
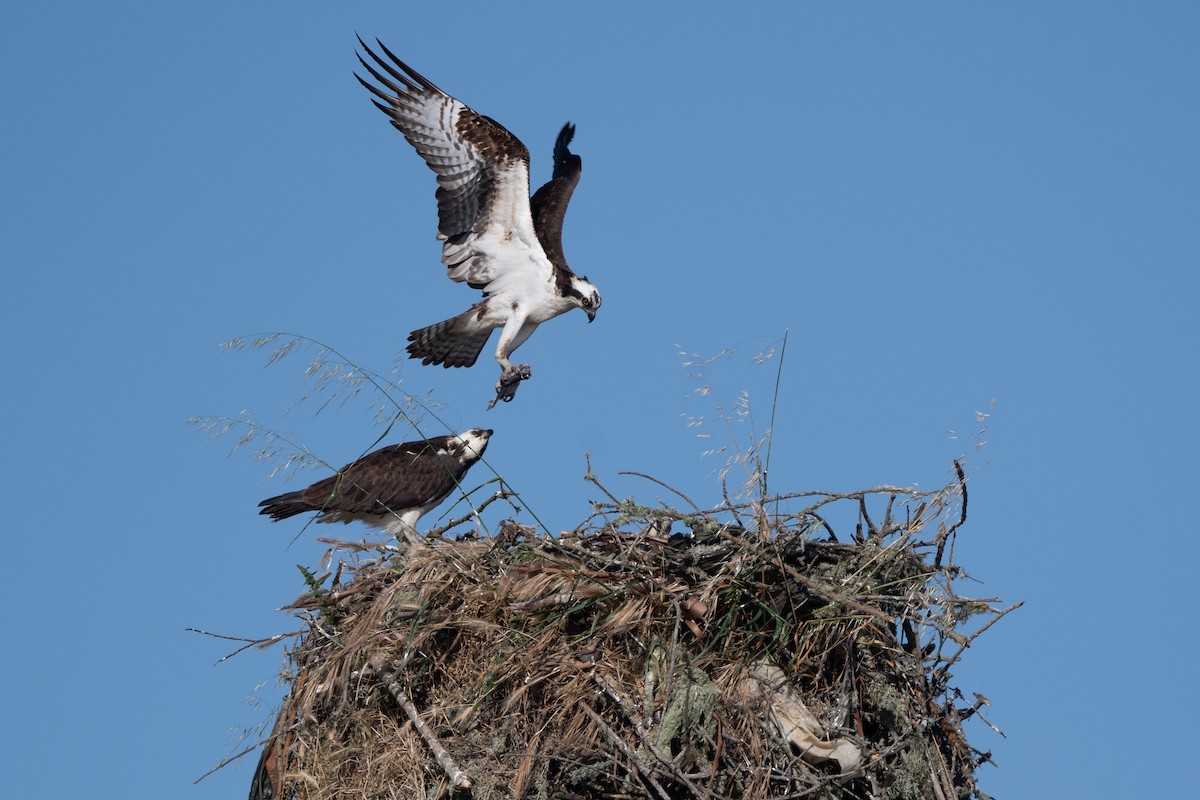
258 429 492 542
530 122 583 284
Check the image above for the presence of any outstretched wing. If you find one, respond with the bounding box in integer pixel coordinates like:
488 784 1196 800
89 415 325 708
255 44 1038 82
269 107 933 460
355 38 551 289
529 122 582 273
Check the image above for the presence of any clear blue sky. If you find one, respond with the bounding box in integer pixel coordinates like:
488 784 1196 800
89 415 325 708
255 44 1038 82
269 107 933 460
4 2 1197 797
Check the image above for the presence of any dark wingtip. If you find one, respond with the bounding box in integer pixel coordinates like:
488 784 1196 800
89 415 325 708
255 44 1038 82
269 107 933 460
552 122 580 174
373 37 443 94
352 33 376 73
557 121 576 149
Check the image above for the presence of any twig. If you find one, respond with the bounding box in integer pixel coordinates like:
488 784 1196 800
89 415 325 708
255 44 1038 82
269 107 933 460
762 330 788 501
863 492 906 542
935 460 968 568
192 724 299 784
426 488 516 539
779 485 927 503
311 536 392 554
510 592 586 611
584 453 622 504
779 563 895 624
375 663 472 791
807 511 838 542
619 471 704 514
592 673 725 799
592 672 646 731
936 601 1024 678
662 600 683 721
581 704 674 800
719 471 746 529
858 495 876 539
930 764 949 800
185 627 298 665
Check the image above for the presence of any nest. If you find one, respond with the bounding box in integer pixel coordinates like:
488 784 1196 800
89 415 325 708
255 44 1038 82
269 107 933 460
244 463 1011 800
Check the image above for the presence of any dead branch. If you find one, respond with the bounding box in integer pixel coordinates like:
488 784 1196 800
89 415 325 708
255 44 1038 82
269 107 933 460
375 662 472 791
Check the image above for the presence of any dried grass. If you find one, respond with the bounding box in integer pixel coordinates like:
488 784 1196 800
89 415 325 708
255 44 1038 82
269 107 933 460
246 463 1011 800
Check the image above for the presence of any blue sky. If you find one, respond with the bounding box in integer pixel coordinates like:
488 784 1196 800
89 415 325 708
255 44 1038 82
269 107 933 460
4 2 1197 796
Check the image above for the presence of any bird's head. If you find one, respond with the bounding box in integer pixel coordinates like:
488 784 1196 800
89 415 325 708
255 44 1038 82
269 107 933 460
570 276 602 323
455 428 493 461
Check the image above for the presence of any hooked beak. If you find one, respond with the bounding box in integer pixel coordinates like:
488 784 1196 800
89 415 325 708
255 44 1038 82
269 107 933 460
586 307 596 323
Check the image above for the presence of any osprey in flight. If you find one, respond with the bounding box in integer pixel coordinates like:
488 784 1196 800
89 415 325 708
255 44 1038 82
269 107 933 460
258 428 492 543
355 38 601 408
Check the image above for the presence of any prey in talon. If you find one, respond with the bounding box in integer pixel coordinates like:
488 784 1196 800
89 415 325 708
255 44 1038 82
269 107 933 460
488 363 532 411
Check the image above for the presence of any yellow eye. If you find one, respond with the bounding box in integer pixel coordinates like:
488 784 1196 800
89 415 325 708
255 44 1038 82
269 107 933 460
581 297 592 308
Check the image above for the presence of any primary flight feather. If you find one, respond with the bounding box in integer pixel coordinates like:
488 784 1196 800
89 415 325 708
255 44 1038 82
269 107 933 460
355 38 601 407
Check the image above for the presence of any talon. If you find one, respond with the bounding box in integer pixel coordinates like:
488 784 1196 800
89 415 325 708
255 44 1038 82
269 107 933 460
487 363 532 410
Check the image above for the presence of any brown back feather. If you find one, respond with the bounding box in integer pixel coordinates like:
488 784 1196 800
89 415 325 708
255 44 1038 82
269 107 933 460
258 435 474 519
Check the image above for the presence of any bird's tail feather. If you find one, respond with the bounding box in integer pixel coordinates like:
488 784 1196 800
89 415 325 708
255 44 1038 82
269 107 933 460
258 491 311 522
407 311 493 368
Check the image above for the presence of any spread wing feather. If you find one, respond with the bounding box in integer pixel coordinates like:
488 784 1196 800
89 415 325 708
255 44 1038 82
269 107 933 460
529 123 582 273
355 38 550 289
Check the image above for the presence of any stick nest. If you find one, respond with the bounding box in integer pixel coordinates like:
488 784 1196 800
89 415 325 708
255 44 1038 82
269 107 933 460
248 464 1009 800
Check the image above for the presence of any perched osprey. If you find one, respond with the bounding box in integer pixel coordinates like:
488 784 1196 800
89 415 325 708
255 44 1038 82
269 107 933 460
258 428 492 543
355 38 602 408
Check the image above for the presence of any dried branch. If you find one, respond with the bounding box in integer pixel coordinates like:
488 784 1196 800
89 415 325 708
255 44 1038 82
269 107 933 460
584 452 622 505
185 627 299 665
935 459 969 568
936 601 1024 678
425 488 518 539
619 470 704 514
375 662 472 791
581 704 674 800
193 724 299 785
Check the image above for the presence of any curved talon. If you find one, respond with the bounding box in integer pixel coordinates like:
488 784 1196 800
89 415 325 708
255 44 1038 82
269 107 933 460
487 363 532 410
